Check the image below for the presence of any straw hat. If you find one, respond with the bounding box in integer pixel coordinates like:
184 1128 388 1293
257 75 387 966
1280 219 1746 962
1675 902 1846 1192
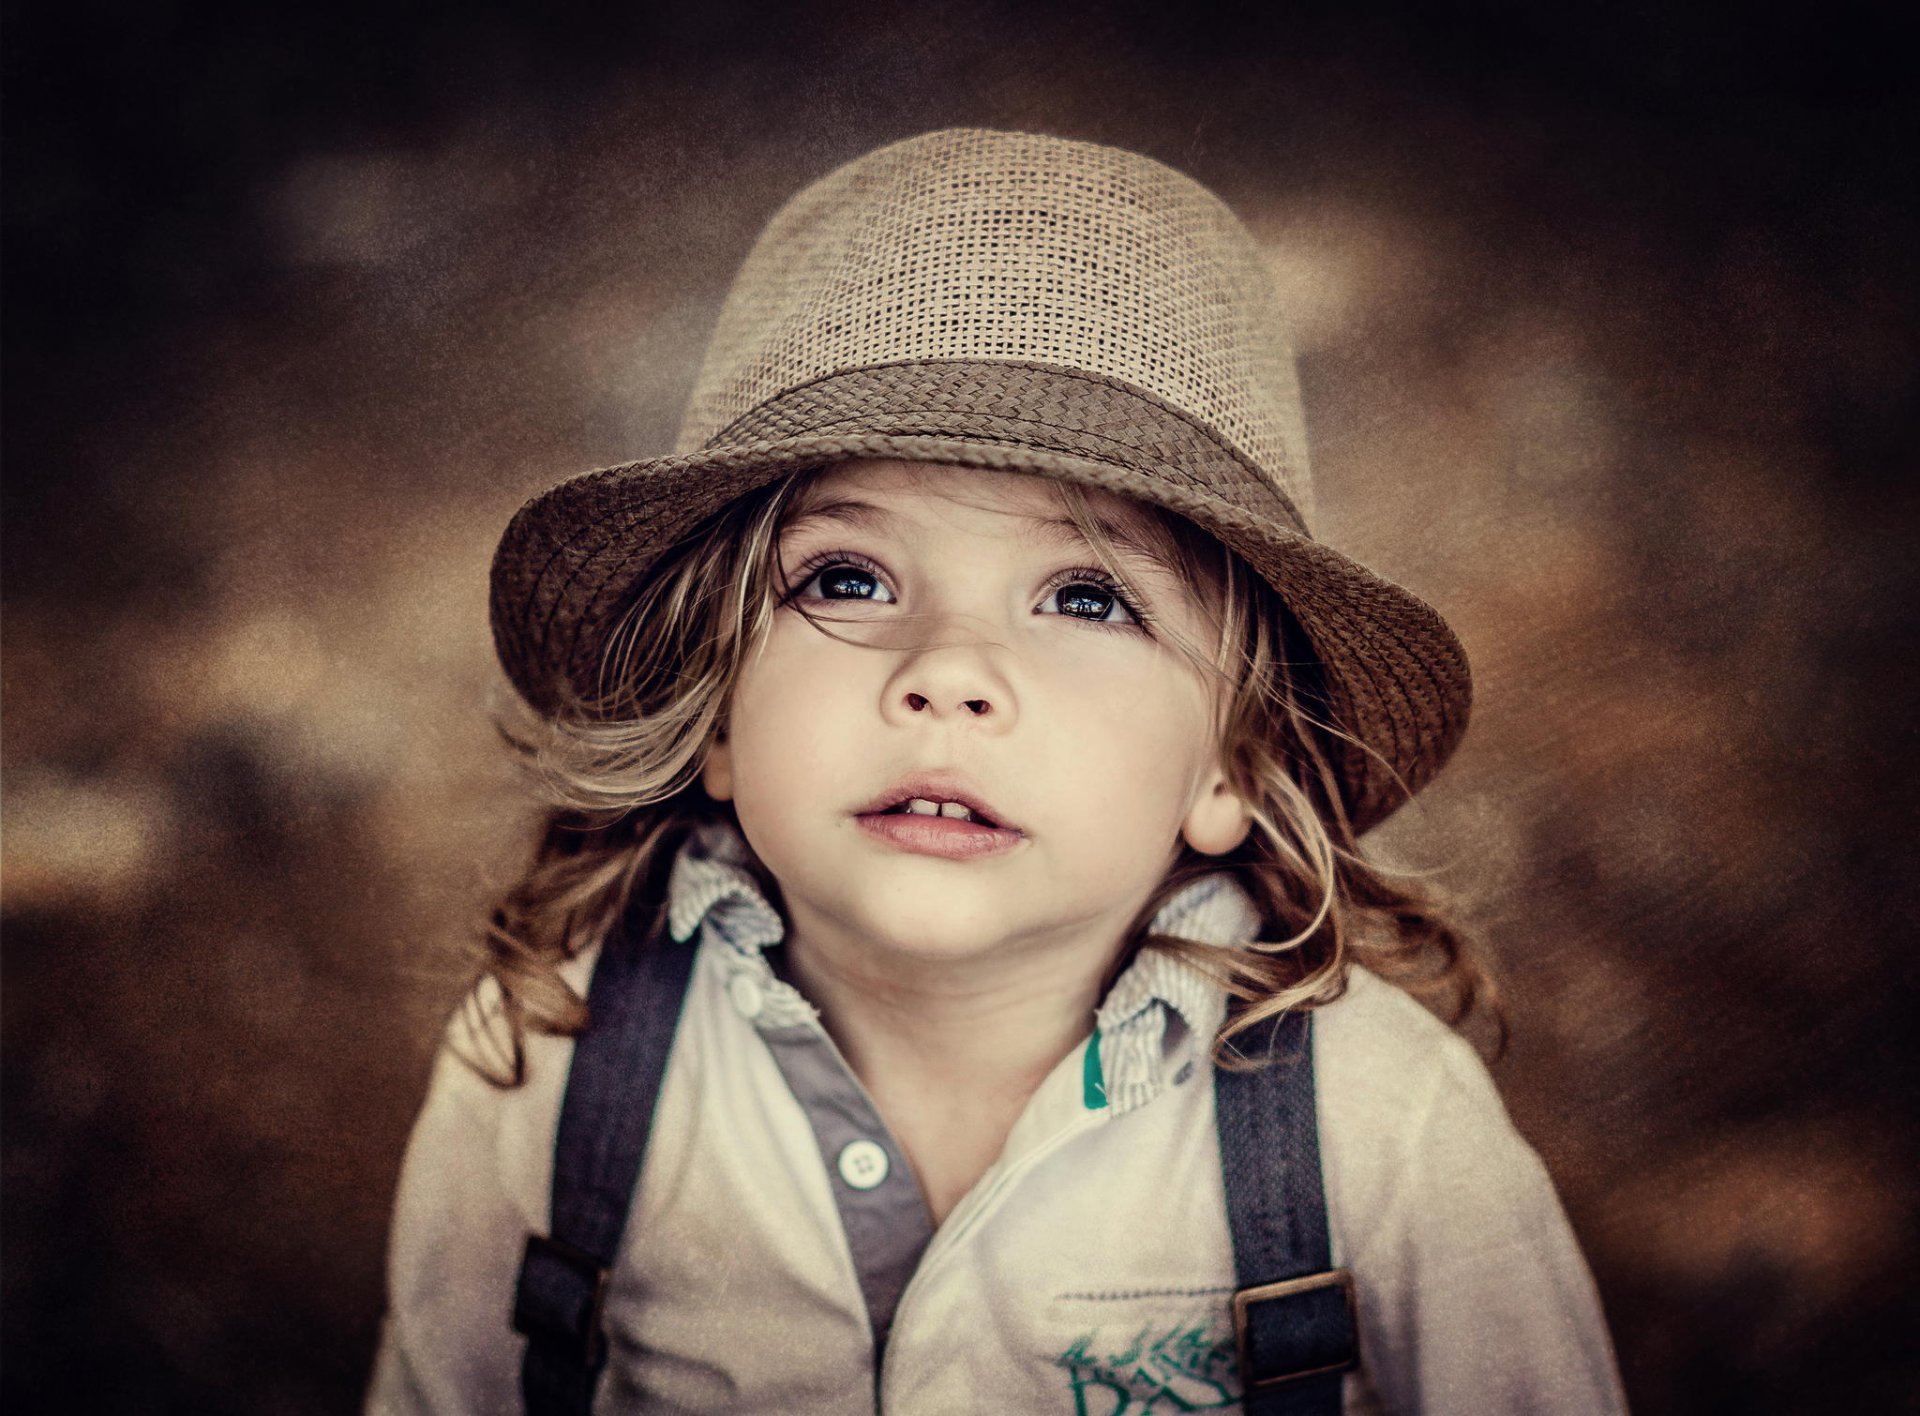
490 128 1470 833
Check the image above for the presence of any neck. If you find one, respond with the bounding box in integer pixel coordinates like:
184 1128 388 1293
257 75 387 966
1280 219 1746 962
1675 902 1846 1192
782 910 1119 1103
781 909 1127 1222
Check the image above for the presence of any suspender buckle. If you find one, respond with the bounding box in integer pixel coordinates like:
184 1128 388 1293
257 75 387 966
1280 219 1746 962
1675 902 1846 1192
513 1232 612 1367
1231 1269 1360 1392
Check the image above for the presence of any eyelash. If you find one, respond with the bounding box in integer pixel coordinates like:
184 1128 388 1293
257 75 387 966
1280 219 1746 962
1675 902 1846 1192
781 549 1153 632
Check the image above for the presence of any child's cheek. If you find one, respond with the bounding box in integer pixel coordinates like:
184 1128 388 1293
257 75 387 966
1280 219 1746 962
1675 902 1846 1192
1031 640 1213 740
1029 670 1212 813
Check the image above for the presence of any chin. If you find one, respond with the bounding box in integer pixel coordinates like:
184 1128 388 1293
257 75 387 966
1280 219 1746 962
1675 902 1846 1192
824 884 1064 961
851 903 1014 958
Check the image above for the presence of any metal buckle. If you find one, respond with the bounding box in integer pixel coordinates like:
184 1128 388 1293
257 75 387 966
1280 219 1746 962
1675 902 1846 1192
1231 1269 1359 1392
514 1232 611 1365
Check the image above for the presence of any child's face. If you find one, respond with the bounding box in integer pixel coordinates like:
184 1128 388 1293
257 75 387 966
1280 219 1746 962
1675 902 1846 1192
702 459 1251 970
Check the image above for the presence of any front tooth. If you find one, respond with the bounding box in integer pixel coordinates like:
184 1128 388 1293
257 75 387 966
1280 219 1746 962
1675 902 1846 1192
939 802 974 821
906 798 939 816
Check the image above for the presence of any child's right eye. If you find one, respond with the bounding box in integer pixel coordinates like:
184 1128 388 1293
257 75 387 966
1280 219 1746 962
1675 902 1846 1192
798 562 896 603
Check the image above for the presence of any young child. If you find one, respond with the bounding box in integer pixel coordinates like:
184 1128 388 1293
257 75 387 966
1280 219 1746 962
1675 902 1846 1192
369 130 1628 1414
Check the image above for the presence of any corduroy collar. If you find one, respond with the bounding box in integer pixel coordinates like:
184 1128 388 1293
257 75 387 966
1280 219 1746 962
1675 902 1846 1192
663 817 1258 1113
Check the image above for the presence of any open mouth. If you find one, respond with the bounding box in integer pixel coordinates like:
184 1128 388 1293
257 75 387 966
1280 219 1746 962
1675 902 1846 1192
855 786 1024 861
873 797 1002 829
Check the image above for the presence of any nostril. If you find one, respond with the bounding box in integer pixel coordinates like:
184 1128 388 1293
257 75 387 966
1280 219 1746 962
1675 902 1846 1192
901 693 992 715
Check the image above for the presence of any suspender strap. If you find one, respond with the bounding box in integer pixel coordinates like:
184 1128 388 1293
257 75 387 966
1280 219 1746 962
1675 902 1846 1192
1214 1007 1358 1416
514 892 698 1416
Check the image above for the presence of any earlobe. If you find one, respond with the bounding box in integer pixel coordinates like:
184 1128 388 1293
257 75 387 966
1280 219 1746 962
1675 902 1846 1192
701 735 734 802
1181 769 1253 856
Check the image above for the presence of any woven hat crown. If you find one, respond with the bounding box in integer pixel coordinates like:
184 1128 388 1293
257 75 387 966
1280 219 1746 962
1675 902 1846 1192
677 128 1314 521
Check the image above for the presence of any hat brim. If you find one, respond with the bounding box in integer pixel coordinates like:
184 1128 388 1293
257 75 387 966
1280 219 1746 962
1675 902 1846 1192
490 430 1470 836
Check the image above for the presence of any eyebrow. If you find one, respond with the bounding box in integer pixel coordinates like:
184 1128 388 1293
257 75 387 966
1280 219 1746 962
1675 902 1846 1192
782 497 1185 583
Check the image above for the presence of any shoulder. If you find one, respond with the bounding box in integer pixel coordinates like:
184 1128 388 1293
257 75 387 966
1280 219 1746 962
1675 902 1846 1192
384 947 607 1269
1311 965 1500 1134
443 945 602 1089
1310 968 1552 1259
374 952 608 1412
397 945 605 1197
1306 974 1630 1413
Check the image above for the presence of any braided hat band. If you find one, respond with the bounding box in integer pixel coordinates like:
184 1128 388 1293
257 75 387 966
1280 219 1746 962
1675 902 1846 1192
490 129 1471 833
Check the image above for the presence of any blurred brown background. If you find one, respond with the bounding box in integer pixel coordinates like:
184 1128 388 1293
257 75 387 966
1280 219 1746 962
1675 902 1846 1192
3 2 1914 1412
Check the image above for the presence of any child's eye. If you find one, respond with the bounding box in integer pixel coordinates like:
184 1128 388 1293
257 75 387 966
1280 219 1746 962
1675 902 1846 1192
794 559 896 604
1037 574 1141 626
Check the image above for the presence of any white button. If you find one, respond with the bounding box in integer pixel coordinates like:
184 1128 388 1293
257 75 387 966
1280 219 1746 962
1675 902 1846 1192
727 973 765 1020
837 1139 890 1190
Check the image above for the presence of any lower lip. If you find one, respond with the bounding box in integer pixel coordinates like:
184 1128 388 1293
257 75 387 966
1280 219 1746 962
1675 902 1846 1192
854 812 1025 861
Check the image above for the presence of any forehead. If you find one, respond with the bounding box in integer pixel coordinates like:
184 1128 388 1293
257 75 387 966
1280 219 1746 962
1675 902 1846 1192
785 459 1185 565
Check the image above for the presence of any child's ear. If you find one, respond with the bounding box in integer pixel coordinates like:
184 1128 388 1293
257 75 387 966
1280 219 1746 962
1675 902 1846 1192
1181 765 1253 856
701 734 734 802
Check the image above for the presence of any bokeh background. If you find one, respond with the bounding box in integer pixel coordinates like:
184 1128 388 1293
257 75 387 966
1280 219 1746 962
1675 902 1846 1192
4 2 1914 1411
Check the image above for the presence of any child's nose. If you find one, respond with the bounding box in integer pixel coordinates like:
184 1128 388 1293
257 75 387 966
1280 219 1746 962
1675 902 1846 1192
881 642 1017 730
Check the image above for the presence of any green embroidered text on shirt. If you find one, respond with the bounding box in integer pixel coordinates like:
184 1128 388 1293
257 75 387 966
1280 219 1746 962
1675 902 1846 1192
1083 1030 1108 1110
1056 1323 1238 1413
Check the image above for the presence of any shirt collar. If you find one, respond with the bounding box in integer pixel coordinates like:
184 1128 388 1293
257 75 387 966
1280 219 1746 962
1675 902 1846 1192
664 818 1259 1108
1097 873 1260 1037
666 818 785 951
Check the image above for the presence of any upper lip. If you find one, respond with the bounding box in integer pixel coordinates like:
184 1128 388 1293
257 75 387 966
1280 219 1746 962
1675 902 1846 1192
854 772 1019 832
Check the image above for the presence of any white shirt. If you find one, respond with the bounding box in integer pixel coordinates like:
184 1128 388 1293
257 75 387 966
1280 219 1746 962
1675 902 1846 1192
368 822 1627 1414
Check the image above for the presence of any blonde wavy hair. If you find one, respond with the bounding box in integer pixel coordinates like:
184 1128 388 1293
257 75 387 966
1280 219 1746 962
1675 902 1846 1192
468 464 1499 1085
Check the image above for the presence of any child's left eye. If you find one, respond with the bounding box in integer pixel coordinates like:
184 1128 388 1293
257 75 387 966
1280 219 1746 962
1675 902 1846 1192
1039 580 1138 625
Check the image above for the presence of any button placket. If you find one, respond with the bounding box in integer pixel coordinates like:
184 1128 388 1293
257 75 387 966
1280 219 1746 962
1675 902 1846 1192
753 1019 933 1349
